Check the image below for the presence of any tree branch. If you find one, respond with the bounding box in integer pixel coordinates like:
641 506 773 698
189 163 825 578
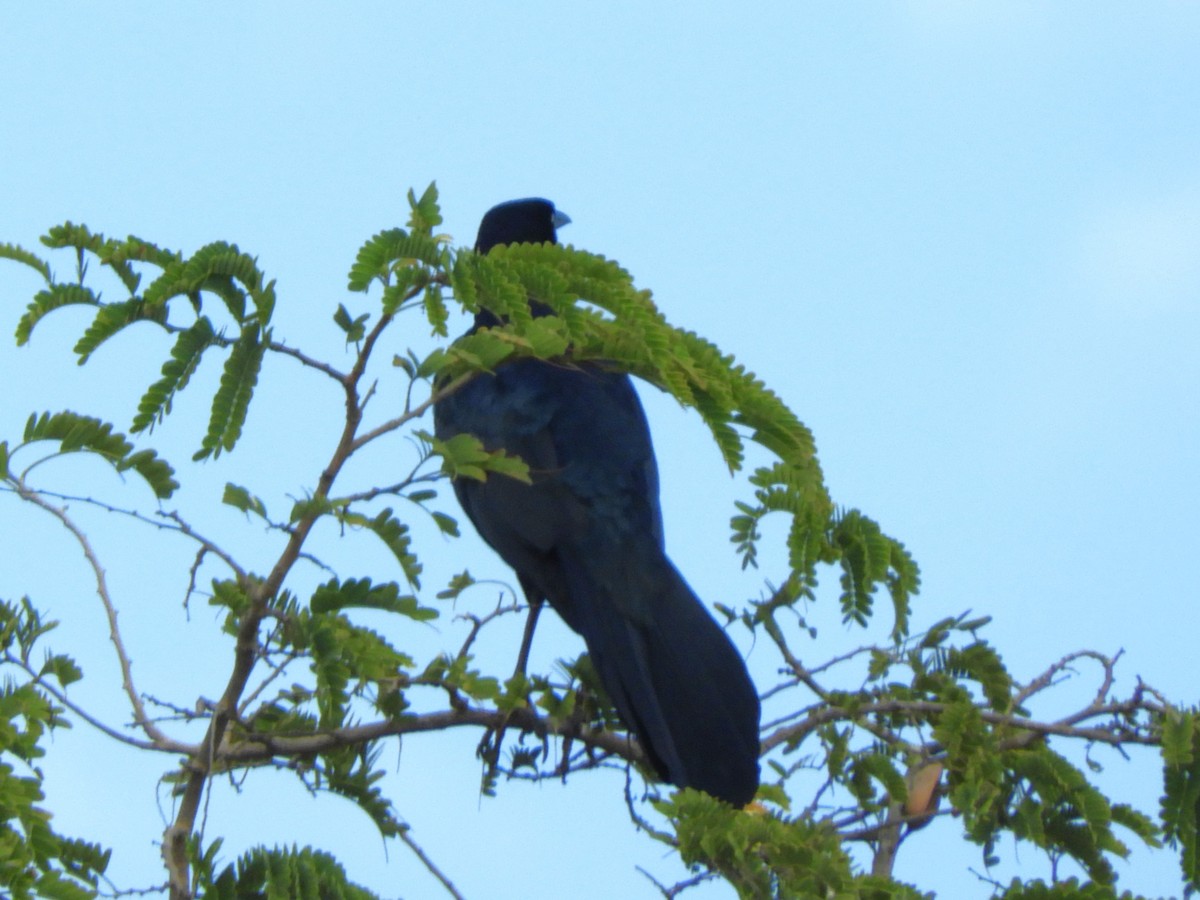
165 310 401 898
11 482 169 745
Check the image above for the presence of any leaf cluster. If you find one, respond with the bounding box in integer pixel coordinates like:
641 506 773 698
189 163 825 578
198 844 378 900
0 598 109 900
5 226 274 461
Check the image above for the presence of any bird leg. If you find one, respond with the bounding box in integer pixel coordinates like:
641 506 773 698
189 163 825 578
476 596 546 787
512 595 544 681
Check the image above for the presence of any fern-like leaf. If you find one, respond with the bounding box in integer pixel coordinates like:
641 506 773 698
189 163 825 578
0 243 52 284
310 577 436 621
15 283 99 346
347 228 447 292
73 297 168 364
337 509 423 588
139 242 270 326
222 482 269 520
103 234 182 271
422 285 450 337
131 317 216 434
22 411 177 498
407 182 443 234
42 221 141 295
194 325 265 460
206 846 379 900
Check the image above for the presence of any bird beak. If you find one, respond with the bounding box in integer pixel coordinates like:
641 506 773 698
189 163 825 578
552 209 572 230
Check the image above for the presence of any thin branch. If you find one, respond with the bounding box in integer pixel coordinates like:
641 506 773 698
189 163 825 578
3 653 193 754
454 596 523 661
1 486 246 582
636 866 715 898
762 693 1164 757
265 338 347 382
350 371 475 453
11 481 169 745
159 510 247 581
165 310 398 898
216 705 648 770
1013 649 1119 709
396 826 466 900
160 320 347 382
238 648 301 717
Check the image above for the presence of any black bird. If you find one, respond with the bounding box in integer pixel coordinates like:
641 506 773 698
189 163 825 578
433 199 760 805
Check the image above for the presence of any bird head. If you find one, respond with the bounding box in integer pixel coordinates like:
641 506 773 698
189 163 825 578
475 198 571 253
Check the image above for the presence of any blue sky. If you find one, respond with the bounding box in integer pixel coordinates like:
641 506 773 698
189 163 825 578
2 4 1198 898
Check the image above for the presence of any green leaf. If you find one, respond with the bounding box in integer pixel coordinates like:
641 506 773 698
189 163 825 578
39 654 83 689
379 265 429 315
310 577 436 621
206 846 379 900
426 430 531 484
422 285 449 337
443 329 517 372
340 509 423 588
347 228 447 293
1161 709 1200 886
429 511 459 536
15 283 99 346
194 324 265 460
1163 708 1195 767
0 242 53 284
42 221 140 295
22 411 178 499
407 182 443 235
140 241 269 327
104 234 182 271
436 570 476 601
333 303 369 343
131 317 216 434
943 641 1012 712
222 482 269 519
288 494 339 524
73 297 168 364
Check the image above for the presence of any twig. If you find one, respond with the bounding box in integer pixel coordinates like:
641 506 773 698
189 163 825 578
4 653 192 754
159 510 247 581
237 648 301 717
159 320 347 382
454 596 523 661
215 705 646 770
11 482 169 745
11 488 245 582
164 309 403 898
762 693 1163 757
396 825 466 900
636 866 714 898
349 371 476 454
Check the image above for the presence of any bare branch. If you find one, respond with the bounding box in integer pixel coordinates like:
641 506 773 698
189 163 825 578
11 482 170 745
762 692 1164 757
4 653 193 754
396 825 466 900
160 320 347 382
1 487 247 583
350 370 476 454
218 705 650 772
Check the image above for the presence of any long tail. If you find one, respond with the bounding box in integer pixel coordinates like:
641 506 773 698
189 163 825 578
559 546 760 806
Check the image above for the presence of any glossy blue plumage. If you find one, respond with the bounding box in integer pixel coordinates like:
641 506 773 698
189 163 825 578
433 200 759 804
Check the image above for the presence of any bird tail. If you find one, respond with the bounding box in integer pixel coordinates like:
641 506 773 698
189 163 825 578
559 547 760 806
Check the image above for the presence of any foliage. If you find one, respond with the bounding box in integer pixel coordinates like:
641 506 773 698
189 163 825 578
0 184 1193 899
0 598 109 900
199 845 378 900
